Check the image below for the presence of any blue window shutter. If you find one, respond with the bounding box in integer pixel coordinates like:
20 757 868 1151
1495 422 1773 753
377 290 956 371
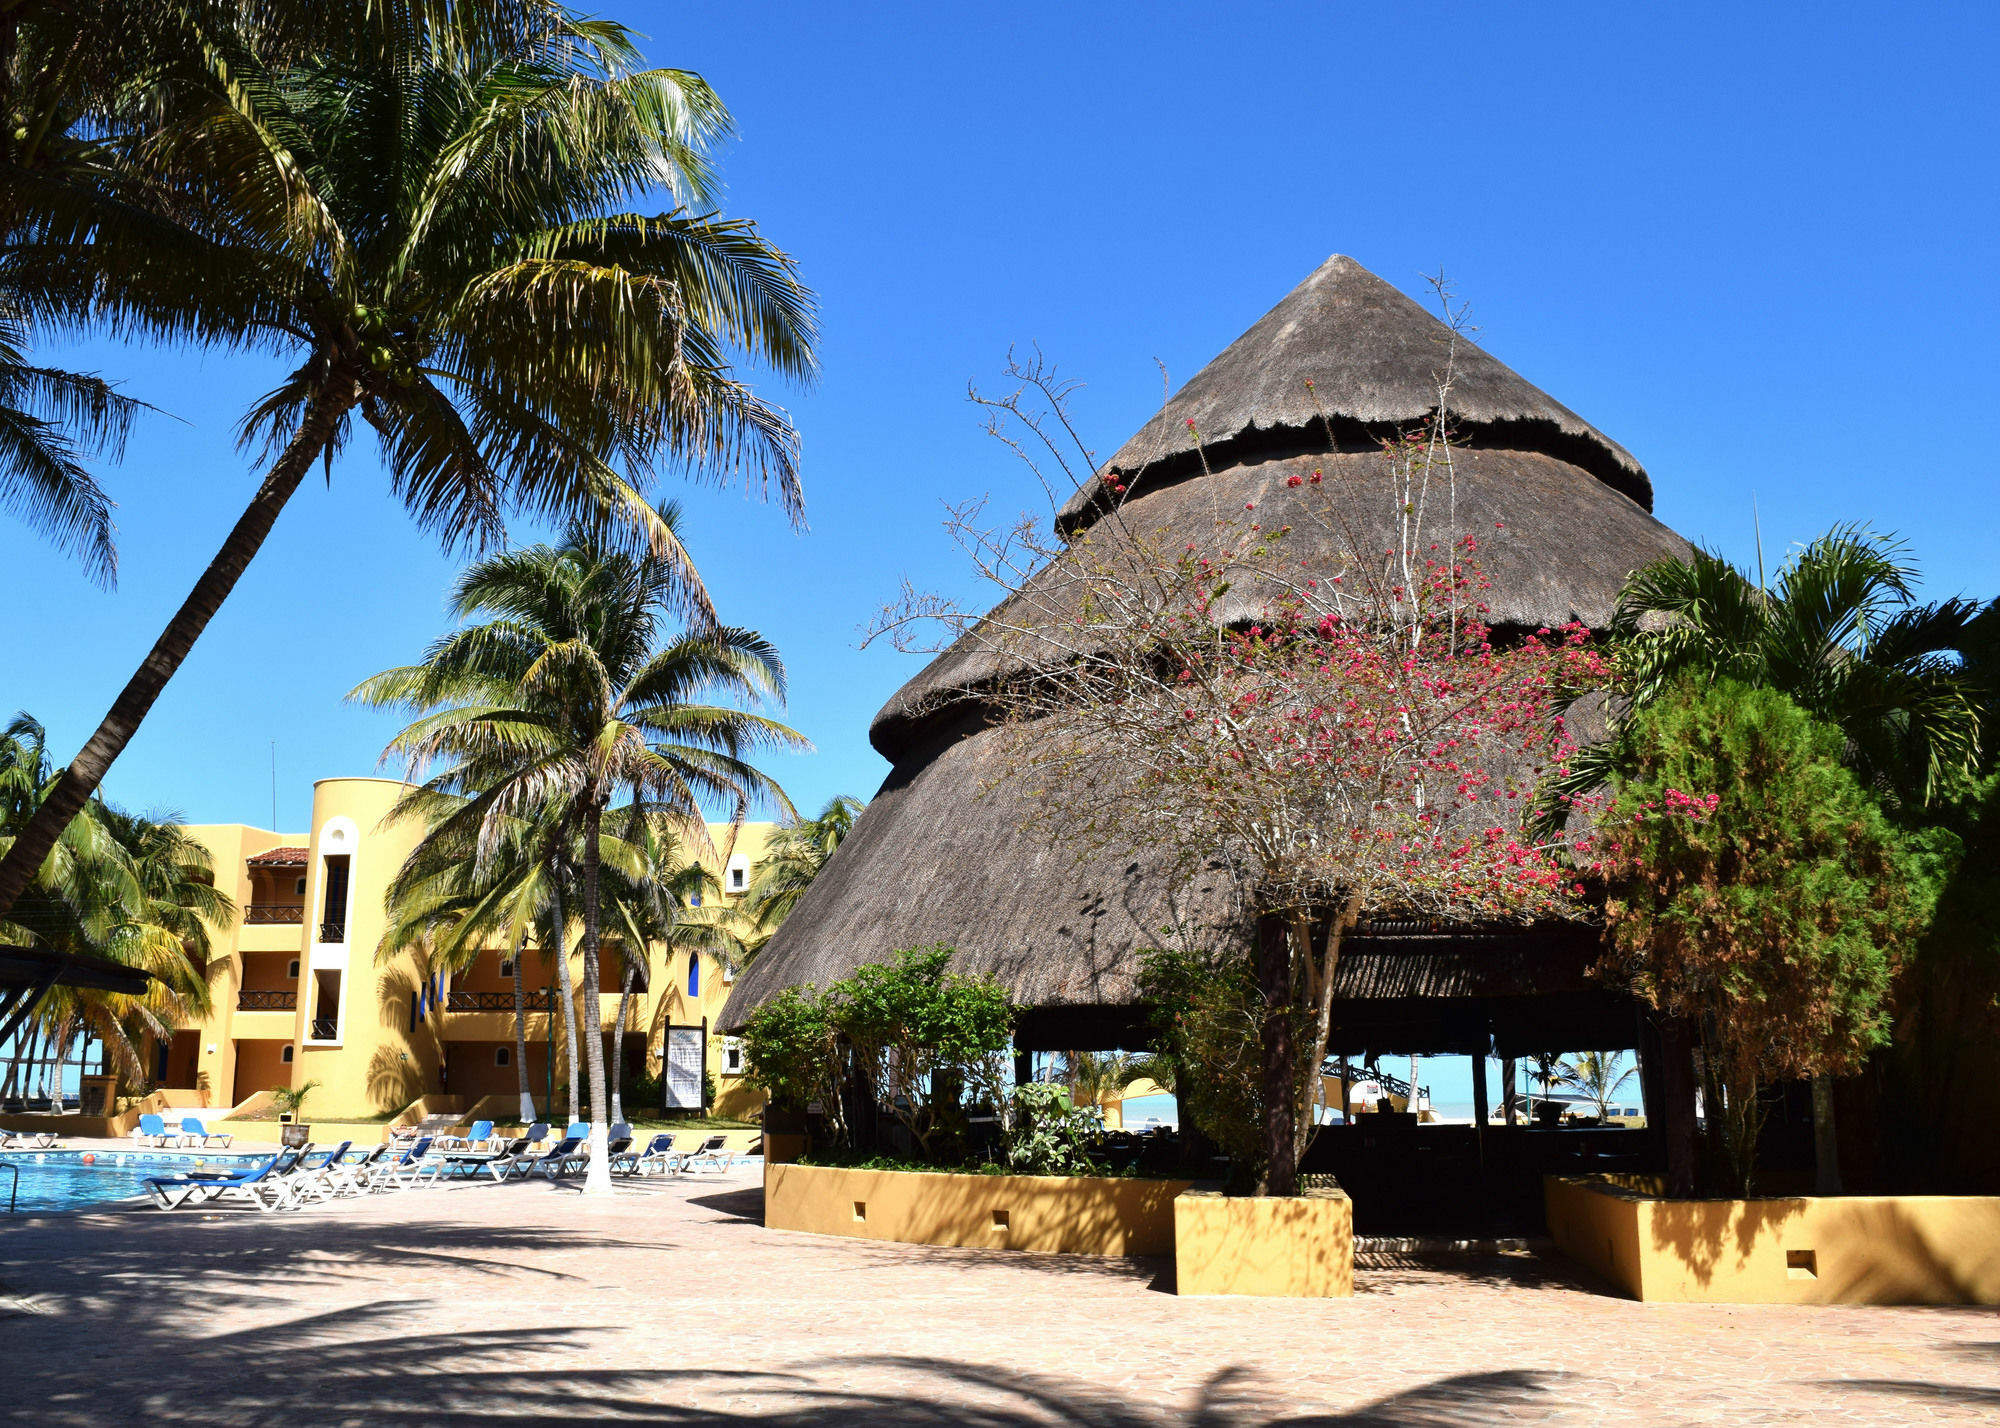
688 954 700 998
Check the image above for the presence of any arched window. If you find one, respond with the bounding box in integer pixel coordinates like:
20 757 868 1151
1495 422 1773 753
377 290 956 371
687 953 700 999
495 1046 511 1067
280 1045 294 1064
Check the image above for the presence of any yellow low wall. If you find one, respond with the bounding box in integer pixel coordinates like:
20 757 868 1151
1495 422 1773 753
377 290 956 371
1546 1175 2000 1305
766 1162 1191 1256
1173 1190 1354 1297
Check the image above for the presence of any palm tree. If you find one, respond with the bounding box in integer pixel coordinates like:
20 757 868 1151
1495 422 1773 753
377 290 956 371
354 517 806 1191
741 794 864 945
1554 526 1984 811
1065 1051 1144 1113
0 3 818 927
599 826 731 1125
1559 1050 1638 1121
0 714 228 1094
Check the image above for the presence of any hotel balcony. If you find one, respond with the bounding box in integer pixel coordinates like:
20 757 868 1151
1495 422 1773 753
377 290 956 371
239 902 308 952
237 989 298 1011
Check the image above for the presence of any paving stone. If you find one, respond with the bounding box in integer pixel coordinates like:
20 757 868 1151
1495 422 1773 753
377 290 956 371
1 1167 1995 1425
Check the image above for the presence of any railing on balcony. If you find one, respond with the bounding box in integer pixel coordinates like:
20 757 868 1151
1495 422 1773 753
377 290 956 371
308 1018 339 1041
318 921 346 944
445 990 553 1012
236 989 297 1011
244 903 304 925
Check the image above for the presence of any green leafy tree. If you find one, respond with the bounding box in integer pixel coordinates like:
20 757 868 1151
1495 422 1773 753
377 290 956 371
356 512 804 1192
0 2 818 929
739 983 847 1144
1595 681 1949 1194
838 944 1014 1161
1545 528 1983 1192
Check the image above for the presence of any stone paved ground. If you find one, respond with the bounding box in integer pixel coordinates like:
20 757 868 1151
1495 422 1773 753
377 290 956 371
1 1163 1996 1426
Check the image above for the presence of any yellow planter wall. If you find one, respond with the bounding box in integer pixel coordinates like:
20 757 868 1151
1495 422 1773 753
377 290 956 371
765 1162 1190 1256
1546 1175 2000 1304
1173 1190 1354 1297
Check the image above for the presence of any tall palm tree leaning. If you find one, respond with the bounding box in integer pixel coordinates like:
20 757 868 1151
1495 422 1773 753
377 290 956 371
1544 524 1984 1191
0 2 816 927
354 513 806 1194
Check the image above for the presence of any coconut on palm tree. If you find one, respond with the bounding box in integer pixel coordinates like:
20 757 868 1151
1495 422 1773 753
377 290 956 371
355 512 806 1192
0 2 817 928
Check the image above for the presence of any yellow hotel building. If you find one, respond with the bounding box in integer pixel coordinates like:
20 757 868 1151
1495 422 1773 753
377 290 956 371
164 775 772 1123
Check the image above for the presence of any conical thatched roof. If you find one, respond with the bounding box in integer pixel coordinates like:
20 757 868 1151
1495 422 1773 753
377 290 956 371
727 257 1689 1024
1064 254 1650 522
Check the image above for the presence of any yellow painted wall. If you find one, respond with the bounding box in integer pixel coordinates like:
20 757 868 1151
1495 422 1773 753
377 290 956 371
1546 1175 2000 1305
1173 1190 1355 1297
765 1162 1190 1256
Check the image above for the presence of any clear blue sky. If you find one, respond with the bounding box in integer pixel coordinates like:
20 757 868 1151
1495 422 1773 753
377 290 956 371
7 1 1996 839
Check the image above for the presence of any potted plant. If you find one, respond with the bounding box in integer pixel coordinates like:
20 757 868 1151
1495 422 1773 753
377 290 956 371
271 1081 319 1147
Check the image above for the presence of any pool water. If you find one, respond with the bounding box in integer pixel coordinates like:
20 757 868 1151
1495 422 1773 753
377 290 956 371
0 1150 266 1213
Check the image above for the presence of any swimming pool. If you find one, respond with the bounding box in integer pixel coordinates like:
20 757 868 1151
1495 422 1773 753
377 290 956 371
0 1150 266 1214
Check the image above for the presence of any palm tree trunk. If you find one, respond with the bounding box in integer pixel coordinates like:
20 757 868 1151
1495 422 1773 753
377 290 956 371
0 378 358 926
549 879 581 1126
609 952 637 1125
509 933 533 1124
577 794 612 1195
1811 1074 1843 1195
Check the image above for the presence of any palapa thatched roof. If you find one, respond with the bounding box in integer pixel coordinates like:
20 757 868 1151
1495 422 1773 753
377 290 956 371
727 256 1690 1025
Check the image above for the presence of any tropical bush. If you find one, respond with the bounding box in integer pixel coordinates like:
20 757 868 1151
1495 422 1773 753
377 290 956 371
1137 944 1267 1189
1594 680 1951 1193
1003 1082 1105 1176
739 945 1013 1163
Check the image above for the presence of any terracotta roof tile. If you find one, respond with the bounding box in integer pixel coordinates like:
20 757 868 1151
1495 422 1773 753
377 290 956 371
247 845 310 867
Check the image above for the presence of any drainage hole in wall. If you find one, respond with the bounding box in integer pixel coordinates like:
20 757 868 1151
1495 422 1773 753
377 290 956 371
992 1209 1010 1230
1786 1249 1817 1280
852 1201 866 1223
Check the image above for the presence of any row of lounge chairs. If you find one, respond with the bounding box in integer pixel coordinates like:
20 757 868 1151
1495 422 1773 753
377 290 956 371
131 1114 233 1149
145 1124 743 1210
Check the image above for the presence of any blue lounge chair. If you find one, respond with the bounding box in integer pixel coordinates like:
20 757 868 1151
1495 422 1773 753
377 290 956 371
436 1119 495 1152
375 1135 443 1190
614 1133 676 1176
180 1117 232 1148
280 1141 356 1208
520 1135 583 1179
131 1113 174 1148
146 1146 303 1210
563 1121 590 1143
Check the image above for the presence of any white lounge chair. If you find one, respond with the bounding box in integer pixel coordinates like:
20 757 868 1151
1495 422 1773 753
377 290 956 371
681 1135 733 1174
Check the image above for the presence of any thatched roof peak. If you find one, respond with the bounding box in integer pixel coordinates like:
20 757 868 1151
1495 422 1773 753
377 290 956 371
1059 254 1651 525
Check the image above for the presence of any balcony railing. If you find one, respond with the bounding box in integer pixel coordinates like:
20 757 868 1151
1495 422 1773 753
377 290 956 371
445 990 553 1012
244 903 304 925
237 989 297 1011
308 1018 338 1041
318 921 346 944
